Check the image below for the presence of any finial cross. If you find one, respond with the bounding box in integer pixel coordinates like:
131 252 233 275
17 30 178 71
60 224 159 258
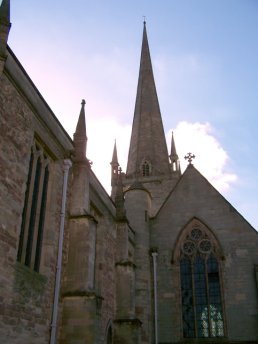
184 152 195 164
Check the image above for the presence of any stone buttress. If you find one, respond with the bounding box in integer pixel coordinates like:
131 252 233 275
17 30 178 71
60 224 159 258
113 166 142 343
61 101 101 344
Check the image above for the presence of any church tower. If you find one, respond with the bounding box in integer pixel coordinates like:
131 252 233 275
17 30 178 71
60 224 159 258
121 22 182 344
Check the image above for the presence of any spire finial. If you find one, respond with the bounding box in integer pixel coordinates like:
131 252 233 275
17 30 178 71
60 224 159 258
73 99 87 162
111 139 119 165
184 152 195 165
143 16 146 25
111 140 120 200
170 131 178 157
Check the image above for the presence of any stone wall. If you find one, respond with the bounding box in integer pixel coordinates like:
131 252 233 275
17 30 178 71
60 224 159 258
0 67 72 343
151 165 258 343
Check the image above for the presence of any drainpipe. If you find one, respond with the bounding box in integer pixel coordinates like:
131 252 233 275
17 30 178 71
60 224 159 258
152 251 158 344
50 159 72 344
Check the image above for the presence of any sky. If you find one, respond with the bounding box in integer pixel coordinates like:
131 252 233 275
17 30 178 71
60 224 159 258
6 0 258 229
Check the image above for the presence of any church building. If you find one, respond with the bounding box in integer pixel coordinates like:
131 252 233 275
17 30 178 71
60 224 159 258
0 1 257 343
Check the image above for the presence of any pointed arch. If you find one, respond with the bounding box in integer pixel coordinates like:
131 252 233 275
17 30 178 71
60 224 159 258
172 217 224 263
141 159 151 177
173 218 226 339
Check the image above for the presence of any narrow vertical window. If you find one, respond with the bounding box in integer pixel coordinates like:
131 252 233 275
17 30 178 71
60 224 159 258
17 142 51 272
25 156 42 266
180 226 225 338
142 160 151 176
17 149 34 262
34 165 49 272
181 258 195 337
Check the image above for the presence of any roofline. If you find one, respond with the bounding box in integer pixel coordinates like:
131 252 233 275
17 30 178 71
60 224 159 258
5 45 73 150
153 164 258 233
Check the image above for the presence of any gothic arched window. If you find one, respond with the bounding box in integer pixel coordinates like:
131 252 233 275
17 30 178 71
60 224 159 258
179 223 225 338
17 141 50 272
142 160 151 177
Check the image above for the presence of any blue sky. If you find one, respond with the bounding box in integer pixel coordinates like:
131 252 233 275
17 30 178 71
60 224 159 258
7 0 258 228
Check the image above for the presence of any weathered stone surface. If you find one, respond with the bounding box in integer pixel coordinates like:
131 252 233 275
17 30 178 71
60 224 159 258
0 70 69 343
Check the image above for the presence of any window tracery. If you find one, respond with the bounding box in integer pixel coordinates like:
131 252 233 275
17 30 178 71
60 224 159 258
179 221 225 339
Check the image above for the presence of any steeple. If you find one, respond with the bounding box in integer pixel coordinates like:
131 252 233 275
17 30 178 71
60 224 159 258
111 140 120 200
73 99 87 162
0 0 11 68
111 140 118 166
126 22 170 179
169 131 181 174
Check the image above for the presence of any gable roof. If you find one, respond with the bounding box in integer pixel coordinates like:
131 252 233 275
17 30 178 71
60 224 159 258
154 164 257 233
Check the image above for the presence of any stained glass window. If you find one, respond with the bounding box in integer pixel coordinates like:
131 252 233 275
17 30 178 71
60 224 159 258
180 226 225 338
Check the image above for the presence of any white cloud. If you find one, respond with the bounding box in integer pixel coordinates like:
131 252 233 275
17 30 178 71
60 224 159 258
87 117 131 194
168 121 237 192
87 119 237 196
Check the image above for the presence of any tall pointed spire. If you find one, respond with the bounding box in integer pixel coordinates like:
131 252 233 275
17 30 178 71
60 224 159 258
169 131 181 174
73 99 87 162
126 22 170 179
170 131 178 160
0 0 11 67
111 140 120 199
111 140 118 165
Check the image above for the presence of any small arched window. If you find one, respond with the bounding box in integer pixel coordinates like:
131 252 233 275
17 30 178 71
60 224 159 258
179 224 225 338
142 160 151 177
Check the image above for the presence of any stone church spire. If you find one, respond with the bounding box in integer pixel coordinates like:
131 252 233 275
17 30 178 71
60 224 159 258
73 99 87 162
169 131 181 174
126 21 170 179
111 140 120 200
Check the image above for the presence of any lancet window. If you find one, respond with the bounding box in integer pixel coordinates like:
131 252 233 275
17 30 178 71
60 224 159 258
179 222 225 338
17 141 50 272
142 160 151 177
